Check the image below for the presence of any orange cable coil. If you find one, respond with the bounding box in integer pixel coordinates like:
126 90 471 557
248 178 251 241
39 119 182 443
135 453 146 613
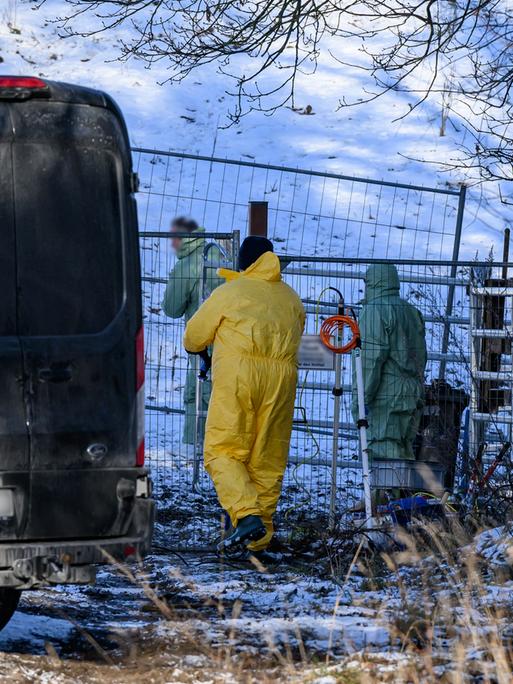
320 315 360 354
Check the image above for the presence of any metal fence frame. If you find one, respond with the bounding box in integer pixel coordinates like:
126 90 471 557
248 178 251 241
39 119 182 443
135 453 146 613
134 148 482 547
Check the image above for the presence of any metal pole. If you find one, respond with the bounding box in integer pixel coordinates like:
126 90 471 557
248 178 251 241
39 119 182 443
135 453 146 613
354 347 374 527
329 353 342 530
192 245 211 494
248 201 268 237
468 285 480 465
502 227 510 281
192 355 203 494
329 296 344 530
232 230 241 268
439 184 467 380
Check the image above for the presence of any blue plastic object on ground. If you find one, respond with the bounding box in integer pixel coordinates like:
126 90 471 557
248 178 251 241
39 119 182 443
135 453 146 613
377 495 446 527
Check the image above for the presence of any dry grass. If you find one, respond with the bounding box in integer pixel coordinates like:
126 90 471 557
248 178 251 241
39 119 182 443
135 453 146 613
345 520 513 683
2 521 513 683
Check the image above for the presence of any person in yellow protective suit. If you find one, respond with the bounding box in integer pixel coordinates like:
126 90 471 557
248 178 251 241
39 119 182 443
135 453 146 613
183 237 305 552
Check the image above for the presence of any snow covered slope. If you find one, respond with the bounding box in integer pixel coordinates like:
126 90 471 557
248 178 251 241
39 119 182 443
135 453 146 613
0 0 505 255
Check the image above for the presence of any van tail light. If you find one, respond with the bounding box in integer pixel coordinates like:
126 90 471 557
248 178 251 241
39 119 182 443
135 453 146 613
136 436 145 468
0 76 47 89
135 327 145 467
0 76 50 100
136 326 145 391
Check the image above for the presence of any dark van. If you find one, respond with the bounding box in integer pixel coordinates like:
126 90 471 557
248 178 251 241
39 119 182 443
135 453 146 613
0 76 154 628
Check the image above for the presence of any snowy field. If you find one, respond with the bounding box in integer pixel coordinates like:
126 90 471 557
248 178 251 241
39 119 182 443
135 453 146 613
1 1 513 681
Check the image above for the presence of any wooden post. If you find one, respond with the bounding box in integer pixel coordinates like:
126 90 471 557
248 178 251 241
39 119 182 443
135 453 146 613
248 201 268 237
502 227 510 281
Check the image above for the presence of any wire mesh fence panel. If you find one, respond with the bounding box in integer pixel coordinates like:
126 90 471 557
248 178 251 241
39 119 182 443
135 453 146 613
279 259 472 531
132 149 465 261
142 249 509 546
133 148 495 548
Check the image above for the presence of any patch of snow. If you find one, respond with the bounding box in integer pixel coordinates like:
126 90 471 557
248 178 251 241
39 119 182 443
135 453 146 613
0 610 73 651
474 525 513 568
0 0 507 258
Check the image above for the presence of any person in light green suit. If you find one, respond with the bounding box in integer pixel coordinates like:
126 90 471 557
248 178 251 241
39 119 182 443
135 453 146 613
352 263 427 460
162 217 223 445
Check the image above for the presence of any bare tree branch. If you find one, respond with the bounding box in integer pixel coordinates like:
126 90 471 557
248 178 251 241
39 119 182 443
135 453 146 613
33 0 513 188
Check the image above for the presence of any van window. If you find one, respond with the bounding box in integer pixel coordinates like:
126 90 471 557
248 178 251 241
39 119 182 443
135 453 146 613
14 145 124 336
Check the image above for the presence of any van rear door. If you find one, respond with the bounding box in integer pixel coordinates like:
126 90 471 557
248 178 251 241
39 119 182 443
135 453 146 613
8 93 142 540
0 107 30 540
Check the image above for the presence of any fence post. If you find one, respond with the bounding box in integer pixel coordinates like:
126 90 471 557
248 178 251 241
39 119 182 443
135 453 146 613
439 184 467 380
248 201 268 237
232 230 241 269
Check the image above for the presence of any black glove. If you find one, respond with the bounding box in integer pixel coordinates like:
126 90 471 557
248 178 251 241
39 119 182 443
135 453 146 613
197 349 212 380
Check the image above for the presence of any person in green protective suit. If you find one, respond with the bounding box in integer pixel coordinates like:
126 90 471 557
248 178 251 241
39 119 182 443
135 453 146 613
353 263 427 460
162 217 223 444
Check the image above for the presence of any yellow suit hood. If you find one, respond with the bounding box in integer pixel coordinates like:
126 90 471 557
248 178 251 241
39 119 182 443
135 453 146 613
184 249 303 364
217 251 281 283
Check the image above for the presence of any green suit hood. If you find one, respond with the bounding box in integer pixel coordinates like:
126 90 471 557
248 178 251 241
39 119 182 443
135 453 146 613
365 263 400 301
177 227 206 259
161 225 223 324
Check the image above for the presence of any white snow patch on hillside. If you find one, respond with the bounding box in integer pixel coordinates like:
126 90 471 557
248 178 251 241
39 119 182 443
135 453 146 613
0 0 507 256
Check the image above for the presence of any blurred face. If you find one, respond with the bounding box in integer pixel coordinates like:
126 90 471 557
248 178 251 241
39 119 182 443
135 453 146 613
170 223 183 253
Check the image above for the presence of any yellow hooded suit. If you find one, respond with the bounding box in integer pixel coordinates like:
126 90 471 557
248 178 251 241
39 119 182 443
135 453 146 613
183 252 305 550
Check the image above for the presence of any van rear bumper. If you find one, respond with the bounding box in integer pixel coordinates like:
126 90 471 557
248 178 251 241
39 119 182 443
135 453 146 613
0 496 154 588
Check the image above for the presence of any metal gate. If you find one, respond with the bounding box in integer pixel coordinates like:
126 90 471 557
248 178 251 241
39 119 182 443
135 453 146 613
132 148 466 262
